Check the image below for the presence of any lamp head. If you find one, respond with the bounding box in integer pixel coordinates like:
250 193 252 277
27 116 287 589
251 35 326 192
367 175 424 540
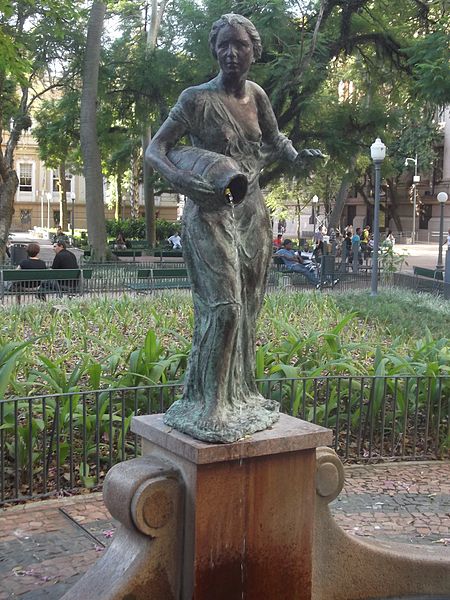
312 195 319 204
437 192 448 204
371 138 386 162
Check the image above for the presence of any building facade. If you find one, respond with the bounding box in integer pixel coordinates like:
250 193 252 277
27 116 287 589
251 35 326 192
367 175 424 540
6 130 179 233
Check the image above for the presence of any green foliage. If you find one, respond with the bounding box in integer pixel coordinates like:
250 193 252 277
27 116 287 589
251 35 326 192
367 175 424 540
33 92 81 171
404 30 450 105
105 218 180 243
0 289 448 498
378 245 408 275
0 290 448 401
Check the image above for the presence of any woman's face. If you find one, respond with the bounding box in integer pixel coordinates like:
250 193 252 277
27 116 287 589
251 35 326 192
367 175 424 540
215 24 254 77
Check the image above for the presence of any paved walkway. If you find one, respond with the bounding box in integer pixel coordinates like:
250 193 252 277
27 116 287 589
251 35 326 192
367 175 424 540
396 243 448 274
0 461 448 598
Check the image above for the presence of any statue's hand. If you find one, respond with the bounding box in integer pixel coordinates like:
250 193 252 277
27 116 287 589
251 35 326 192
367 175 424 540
300 149 326 159
297 149 326 164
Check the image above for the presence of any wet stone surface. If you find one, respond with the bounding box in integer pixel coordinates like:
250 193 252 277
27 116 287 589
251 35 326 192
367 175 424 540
0 462 448 598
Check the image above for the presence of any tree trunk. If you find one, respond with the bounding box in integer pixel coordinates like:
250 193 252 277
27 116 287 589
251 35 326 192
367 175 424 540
80 1 108 261
0 171 18 260
59 163 69 230
130 151 140 219
328 154 357 230
115 170 123 221
142 128 156 245
0 73 28 257
140 0 168 248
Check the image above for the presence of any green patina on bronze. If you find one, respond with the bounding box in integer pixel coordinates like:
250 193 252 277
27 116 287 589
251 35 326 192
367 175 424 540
147 14 321 443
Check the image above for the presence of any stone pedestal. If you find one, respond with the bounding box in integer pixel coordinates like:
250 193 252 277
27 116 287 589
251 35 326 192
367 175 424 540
132 413 332 600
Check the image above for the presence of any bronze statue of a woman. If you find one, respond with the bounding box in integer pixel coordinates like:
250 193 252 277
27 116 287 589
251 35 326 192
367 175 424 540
147 14 321 443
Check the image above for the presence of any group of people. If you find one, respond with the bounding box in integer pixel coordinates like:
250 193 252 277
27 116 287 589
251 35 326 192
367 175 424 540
274 238 339 289
272 222 398 286
11 239 79 301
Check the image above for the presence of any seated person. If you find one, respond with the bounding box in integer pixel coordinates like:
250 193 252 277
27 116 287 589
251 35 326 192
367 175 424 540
53 226 70 245
40 241 79 298
167 233 182 249
18 242 47 273
114 231 128 250
273 234 283 249
52 240 78 269
275 239 321 287
9 243 47 302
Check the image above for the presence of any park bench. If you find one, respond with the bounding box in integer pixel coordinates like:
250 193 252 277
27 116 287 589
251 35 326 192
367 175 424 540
112 249 142 261
128 240 150 250
84 248 143 261
108 240 149 250
152 249 183 262
127 268 190 292
0 268 93 303
413 266 443 281
272 255 319 288
272 254 339 289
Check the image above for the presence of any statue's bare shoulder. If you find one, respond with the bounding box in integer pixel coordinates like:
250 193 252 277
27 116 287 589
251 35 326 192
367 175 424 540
177 81 218 106
246 80 271 108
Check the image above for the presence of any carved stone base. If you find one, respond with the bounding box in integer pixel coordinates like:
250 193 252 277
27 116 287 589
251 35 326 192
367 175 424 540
61 456 184 600
133 413 332 600
163 395 280 443
60 422 450 600
313 447 450 600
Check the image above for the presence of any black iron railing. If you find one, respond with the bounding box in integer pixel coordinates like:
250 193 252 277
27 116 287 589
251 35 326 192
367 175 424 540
1 253 449 304
1 375 448 505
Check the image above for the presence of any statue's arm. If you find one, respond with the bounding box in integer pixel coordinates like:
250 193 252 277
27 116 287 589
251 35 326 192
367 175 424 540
146 116 214 197
253 83 325 167
253 84 298 163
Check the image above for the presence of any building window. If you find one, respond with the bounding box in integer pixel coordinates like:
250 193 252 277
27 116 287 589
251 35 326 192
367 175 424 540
20 209 32 225
19 163 33 192
52 171 73 193
53 210 60 226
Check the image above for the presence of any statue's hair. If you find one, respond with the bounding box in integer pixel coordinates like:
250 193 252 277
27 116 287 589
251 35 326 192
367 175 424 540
209 14 262 61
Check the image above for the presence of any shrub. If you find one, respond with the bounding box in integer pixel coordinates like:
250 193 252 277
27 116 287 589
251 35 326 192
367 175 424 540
105 218 181 244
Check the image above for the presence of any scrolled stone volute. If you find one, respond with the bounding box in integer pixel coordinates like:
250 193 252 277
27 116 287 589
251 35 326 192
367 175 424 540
315 447 345 503
103 456 181 535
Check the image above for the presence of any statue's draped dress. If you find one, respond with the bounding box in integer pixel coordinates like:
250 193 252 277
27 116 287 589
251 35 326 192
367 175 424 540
164 77 294 441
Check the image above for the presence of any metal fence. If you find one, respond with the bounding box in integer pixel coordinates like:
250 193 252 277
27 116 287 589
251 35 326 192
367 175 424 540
1 375 448 505
3 264 446 305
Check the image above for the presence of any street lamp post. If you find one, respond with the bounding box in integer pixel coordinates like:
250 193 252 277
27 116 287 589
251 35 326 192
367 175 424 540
370 138 386 296
405 155 420 244
436 192 448 271
312 195 318 238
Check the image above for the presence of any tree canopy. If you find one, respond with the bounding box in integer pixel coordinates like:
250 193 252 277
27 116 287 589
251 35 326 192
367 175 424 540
1 0 449 246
